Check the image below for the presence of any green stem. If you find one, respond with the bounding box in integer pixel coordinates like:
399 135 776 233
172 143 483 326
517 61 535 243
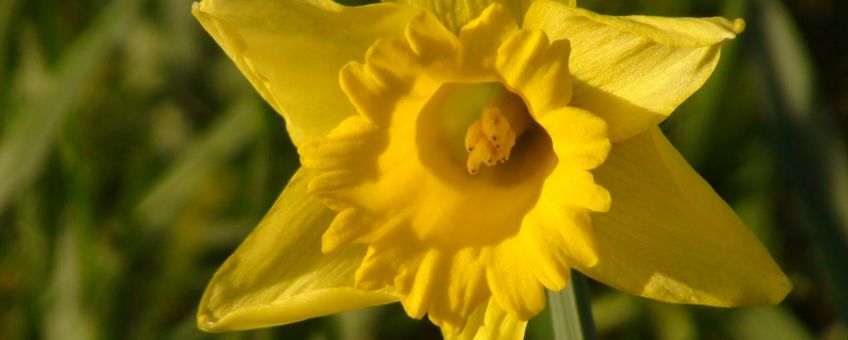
548 272 595 340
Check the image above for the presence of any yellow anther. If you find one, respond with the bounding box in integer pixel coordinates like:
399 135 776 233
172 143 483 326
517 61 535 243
465 107 519 174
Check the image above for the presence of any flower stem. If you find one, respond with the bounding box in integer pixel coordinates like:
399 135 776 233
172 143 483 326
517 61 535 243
548 272 595 340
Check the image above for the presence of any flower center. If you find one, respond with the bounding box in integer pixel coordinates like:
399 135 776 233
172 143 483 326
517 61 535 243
464 91 532 174
299 3 615 332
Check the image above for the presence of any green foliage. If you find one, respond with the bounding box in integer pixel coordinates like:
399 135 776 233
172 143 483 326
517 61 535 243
0 0 845 339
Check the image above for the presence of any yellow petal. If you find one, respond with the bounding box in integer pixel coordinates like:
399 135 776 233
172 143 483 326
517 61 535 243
192 0 419 146
447 299 527 340
495 29 573 115
580 127 791 306
520 205 583 289
535 106 610 172
354 238 490 333
197 168 397 332
385 0 575 32
524 0 744 141
514 106 610 279
458 3 519 78
487 237 546 320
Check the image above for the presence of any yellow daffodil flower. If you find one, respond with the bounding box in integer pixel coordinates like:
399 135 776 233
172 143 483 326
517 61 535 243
192 0 792 338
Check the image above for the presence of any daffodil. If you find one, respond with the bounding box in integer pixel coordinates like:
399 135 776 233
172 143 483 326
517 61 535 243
192 0 792 338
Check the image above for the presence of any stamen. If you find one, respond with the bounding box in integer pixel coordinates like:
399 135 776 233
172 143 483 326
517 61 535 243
465 107 519 174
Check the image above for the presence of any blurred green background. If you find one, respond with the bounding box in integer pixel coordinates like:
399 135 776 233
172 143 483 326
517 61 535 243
1 0 846 339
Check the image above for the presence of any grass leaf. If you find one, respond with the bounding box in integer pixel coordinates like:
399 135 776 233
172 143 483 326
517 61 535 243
0 0 143 211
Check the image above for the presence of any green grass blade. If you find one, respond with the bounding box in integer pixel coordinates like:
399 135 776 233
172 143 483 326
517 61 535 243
43 220 96 340
0 0 143 212
549 272 595 340
134 95 262 229
0 0 21 84
728 307 814 340
752 0 848 323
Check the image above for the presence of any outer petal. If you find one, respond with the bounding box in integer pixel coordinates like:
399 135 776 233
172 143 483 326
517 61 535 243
524 0 744 141
578 127 791 306
192 0 419 146
447 299 527 340
385 0 575 32
197 169 397 332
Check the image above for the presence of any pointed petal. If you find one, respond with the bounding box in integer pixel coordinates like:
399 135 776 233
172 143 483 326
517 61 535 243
385 0 575 32
192 0 419 145
524 0 744 141
447 299 527 340
197 169 397 332
580 127 791 306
